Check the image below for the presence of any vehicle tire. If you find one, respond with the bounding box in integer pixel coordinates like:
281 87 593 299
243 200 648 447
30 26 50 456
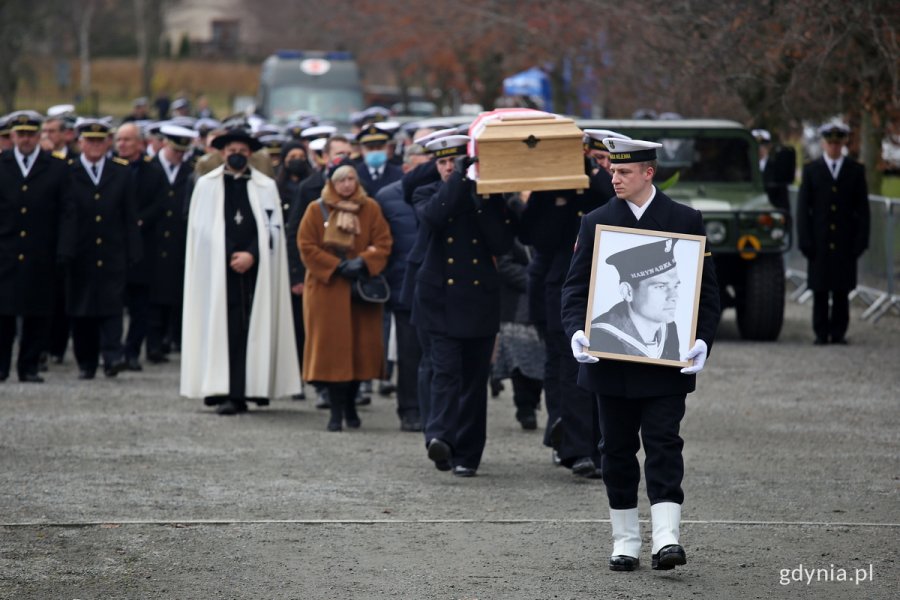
736 254 785 341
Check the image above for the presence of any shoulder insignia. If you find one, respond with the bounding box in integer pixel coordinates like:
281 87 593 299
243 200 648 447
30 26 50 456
52 151 66 160
68 159 75 165
111 157 129 166
143 155 153 162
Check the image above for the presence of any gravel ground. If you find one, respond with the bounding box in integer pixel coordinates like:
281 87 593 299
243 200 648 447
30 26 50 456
1 299 897 599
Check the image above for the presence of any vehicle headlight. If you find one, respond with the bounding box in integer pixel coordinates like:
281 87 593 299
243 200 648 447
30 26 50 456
771 228 785 240
705 220 727 245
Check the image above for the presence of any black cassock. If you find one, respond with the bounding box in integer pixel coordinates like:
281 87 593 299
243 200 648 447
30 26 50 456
223 174 259 399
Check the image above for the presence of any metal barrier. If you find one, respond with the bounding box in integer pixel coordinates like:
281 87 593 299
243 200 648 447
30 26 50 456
785 189 900 322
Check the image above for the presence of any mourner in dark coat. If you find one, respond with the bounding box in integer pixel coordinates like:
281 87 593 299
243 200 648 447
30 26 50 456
753 128 796 214
144 125 198 362
355 124 403 198
412 135 515 477
519 139 615 475
116 122 164 370
797 123 870 344
0 111 68 382
561 138 720 573
59 119 142 380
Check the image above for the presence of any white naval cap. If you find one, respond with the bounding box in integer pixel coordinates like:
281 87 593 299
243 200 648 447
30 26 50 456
425 134 471 158
751 129 771 142
583 128 631 151
160 123 199 150
47 104 76 118
603 138 663 163
308 137 328 152
414 128 456 146
300 125 337 140
818 122 850 137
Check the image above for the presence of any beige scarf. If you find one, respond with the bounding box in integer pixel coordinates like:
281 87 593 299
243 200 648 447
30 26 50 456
320 179 367 253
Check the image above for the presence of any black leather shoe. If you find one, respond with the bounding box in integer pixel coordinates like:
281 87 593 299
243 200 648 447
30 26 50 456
215 399 241 415
345 415 361 429
652 544 687 570
78 369 95 380
518 413 538 430
146 352 169 364
813 337 828 345
400 416 423 432
0 371 8 382
125 357 143 371
204 396 224 407
19 373 44 383
452 465 477 477
572 456 597 477
377 381 396 396
427 438 452 471
291 392 306 401
609 555 640 571
326 418 342 432
103 361 124 378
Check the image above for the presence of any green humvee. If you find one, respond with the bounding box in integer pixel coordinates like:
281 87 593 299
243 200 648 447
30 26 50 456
577 119 790 341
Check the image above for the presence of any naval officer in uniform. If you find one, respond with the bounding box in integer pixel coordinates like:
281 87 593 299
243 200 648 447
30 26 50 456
561 138 720 571
413 135 515 477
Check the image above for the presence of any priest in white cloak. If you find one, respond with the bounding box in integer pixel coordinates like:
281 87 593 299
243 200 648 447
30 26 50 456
181 127 300 414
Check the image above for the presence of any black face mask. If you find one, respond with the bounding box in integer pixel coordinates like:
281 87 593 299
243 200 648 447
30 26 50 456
226 153 248 171
284 159 309 177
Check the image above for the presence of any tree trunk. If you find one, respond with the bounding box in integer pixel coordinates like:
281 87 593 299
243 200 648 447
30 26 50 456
78 0 96 102
134 0 154 98
860 110 884 196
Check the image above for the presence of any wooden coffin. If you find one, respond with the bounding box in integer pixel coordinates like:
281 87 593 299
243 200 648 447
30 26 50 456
474 116 589 195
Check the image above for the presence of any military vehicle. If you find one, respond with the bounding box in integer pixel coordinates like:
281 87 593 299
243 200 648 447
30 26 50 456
576 119 790 340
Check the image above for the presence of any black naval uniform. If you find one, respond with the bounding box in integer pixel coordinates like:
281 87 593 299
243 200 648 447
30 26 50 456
519 168 614 466
561 189 720 509
797 156 869 343
412 169 515 471
145 154 192 360
59 157 142 376
0 149 68 381
355 161 403 198
762 145 796 214
123 155 165 365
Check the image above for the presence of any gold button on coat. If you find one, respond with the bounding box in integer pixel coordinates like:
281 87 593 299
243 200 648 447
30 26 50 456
94 193 100 200
447 258 454 264
19 230 26 237
447 237 454 244
96 238 102 245
18 254 25 261
97 260 103 267
21 185 27 191
447 278 455 285
95 215 102 222
20 207 27 214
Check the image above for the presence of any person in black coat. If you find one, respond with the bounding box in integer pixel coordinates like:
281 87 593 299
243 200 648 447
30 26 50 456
561 138 720 572
58 120 142 379
0 111 68 382
412 135 515 477
753 128 796 214
374 142 433 431
144 125 198 363
797 123 869 344
520 156 615 476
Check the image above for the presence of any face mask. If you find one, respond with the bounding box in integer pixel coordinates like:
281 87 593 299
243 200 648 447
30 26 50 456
364 150 387 169
285 159 309 177
227 153 248 171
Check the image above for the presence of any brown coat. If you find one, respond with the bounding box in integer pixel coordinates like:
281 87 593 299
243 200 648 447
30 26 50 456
298 191 392 382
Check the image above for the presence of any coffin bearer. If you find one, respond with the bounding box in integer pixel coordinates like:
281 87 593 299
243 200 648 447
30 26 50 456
181 127 300 415
583 129 631 176
0 111 68 382
414 135 515 477
797 123 869 345
561 137 720 571
59 119 142 379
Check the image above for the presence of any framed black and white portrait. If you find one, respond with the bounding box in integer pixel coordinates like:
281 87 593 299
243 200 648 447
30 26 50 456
584 225 707 367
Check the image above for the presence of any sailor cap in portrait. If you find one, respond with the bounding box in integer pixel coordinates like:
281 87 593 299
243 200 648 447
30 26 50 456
583 129 631 151
8 110 44 132
751 129 771 143
75 118 112 138
818 122 850 138
604 138 663 163
300 125 337 141
606 239 678 284
160 123 199 151
425 134 471 159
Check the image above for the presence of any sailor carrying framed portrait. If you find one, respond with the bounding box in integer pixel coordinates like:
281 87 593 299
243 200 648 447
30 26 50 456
583 225 707 367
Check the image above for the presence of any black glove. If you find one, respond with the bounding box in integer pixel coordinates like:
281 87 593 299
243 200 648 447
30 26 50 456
336 256 368 280
454 154 475 178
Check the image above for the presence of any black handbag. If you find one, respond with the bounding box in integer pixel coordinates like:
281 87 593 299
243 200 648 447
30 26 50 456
319 200 390 304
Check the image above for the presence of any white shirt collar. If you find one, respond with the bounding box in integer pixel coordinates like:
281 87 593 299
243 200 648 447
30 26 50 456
80 153 106 185
158 150 181 184
827 155 844 178
13 146 41 177
626 185 657 220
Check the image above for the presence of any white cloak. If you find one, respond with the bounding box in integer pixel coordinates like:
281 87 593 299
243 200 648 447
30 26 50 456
180 164 300 399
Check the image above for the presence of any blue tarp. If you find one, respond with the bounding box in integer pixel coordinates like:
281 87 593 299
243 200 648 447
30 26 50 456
502 67 553 112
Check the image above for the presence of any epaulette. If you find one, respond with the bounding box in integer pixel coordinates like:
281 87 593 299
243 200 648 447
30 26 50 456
67 159 75 165
111 156 129 166
52 151 66 160
143 155 153 162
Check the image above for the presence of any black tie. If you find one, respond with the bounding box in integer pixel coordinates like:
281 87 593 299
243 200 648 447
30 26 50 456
92 164 99 178
22 155 29 170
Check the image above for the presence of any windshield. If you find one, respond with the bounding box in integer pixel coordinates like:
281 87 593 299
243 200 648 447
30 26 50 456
268 86 364 123
643 136 754 184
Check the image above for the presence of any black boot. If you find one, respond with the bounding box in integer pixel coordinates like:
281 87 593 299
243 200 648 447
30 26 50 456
326 385 343 431
344 381 361 429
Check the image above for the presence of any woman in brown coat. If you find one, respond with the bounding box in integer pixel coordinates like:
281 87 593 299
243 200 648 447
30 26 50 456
298 165 392 431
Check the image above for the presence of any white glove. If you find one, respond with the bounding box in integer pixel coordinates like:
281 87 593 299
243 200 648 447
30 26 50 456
680 339 708 374
571 330 599 364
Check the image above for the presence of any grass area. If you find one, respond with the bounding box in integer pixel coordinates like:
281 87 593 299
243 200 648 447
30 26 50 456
881 176 900 198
